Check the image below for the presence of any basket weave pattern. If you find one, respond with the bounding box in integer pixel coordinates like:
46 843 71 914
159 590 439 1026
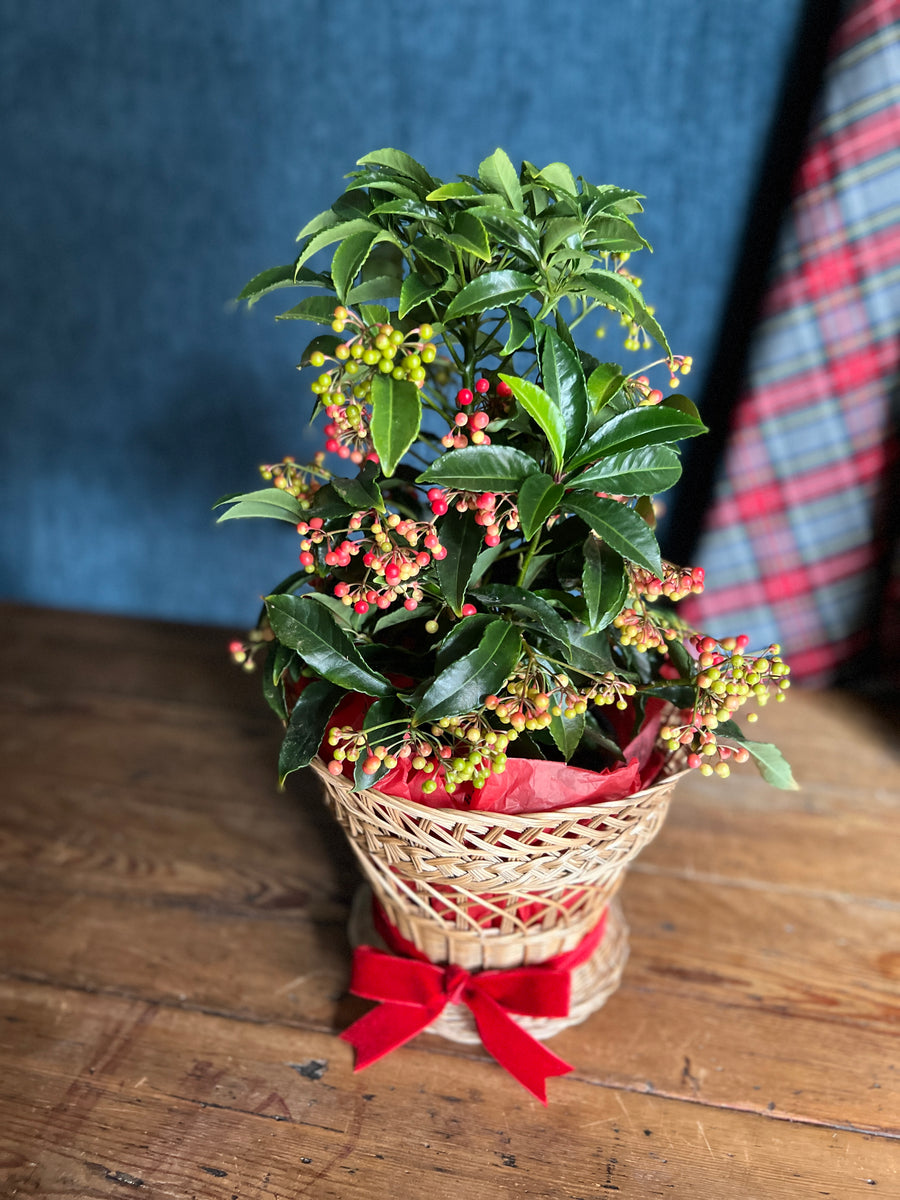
313 759 685 973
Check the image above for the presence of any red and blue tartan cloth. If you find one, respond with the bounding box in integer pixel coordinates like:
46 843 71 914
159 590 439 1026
684 0 900 685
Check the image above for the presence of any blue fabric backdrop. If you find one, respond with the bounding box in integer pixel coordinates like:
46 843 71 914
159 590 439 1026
1 0 806 626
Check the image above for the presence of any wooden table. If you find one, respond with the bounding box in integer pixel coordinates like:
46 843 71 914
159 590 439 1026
1 604 898 1198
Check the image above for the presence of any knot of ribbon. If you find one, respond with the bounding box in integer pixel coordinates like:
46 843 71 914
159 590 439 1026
340 902 608 1103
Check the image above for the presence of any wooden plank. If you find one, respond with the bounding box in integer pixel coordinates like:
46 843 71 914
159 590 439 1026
0 980 896 1200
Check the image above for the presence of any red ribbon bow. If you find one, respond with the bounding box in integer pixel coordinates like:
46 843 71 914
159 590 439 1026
341 903 607 1103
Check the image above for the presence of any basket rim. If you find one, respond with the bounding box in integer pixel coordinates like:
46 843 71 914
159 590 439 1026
311 757 688 834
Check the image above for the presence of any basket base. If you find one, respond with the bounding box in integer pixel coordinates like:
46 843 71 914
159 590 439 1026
348 884 629 1045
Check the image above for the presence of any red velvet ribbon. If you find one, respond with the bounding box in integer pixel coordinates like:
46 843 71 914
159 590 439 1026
340 902 608 1103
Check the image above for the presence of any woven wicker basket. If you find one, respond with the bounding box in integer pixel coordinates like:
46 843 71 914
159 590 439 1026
313 758 685 1042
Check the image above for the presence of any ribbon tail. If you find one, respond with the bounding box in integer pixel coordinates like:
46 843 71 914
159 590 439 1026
467 990 573 1105
341 1000 443 1071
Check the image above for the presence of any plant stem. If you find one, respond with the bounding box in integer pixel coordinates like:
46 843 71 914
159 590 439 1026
516 534 543 589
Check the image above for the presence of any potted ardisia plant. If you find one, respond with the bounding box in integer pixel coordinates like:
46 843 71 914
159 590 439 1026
220 149 794 1101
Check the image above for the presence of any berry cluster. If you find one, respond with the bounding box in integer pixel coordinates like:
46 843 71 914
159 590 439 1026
297 510 446 614
259 454 330 505
660 637 791 776
629 562 705 602
427 486 519 549
308 307 437 461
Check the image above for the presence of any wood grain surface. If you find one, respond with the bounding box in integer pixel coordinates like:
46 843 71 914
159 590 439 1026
1 603 898 1198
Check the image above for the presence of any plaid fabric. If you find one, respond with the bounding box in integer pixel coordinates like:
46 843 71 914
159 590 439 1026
684 0 900 685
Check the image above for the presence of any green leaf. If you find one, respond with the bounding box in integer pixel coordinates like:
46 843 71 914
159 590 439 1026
583 214 650 253
358 303 391 326
548 707 585 762
276 295 340 325
434 614 493 673
370 198 443 222
587 363 626 412
417 444 541 492
415 620 522 723
570 446 682 496
575 269 670 356
516 471 565 540
237 264 300 306
566 493 662 575
265 594 392 697
464 206 541 264
369 375 422 476
442 210 491 261
330 461 385 513
567 406 707 470
540 327 588 460
299 333 342 367
581 539 629 631
214 488 304 525
469 584 570 649
410 235 454 272
399 270 443 319
567 625 615 673
332 230 382 304
534 161 577 196
295 217 379 273
262 641 289 719
445 270 535 320
501 304 533 355
347 276 401 304
356 148 437 193
426 181 480 200
662 393 703 421
478 148 523 211
296 207 340 242
498 374 566 472
278 680 346 784
715 720 799 790
432 507 486 615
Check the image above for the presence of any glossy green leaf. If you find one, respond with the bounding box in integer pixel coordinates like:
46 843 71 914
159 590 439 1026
434 613 493 673
295 217 378 272
498 374 566 472
330 462 385 513
587 363 626 412
540 327 587 460
445 270 536 320
332 230 381 303
264 595 391 700
571 446 682 496
567 406 707 470
581 539 629 631
415 620 522 723
238 264 301 306
478 148 523 211
348 276 401 304
662 393 704 422
278 680 346 784
265 594 393 697
296 207 339 242
716 720 799 790
426 181 480 200
369 375 421 476
276 295 341 324
432 507 486 614
371 198 443 222
566 493 662 576
214 488 305 525
410 237 454 275
583 214 650 252
299 333 342 367
548 707 585 762
464 206 540 263
500 304 533 355
442 210 491 261
469 583 570 648
417 445 540 492
356 148 437 193
516 471 564 540
399 270 443 319
534 161 577 196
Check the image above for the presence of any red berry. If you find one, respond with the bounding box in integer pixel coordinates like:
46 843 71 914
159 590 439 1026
475 377 490 393
461 603 477 617
354 600 369 614
496 380 512 398
456 388 474 406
